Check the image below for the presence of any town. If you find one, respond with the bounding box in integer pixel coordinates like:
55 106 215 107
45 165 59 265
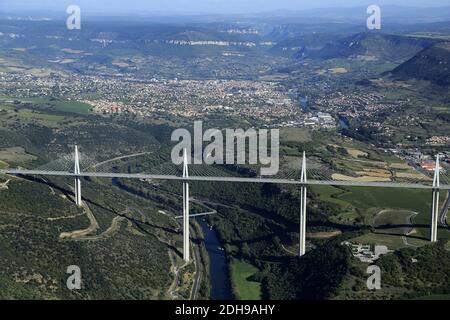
0 71 336 129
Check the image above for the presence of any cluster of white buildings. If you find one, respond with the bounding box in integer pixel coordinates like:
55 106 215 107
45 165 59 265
342 241 391 263
304 112 336 128
426 136 450 146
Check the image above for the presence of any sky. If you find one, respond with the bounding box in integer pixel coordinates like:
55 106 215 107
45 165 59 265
1 0 450 15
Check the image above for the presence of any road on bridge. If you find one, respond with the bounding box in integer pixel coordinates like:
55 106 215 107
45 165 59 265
1 169 449 190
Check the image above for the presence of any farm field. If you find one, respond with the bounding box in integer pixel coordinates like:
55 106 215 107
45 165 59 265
0 147 37 164
230 260 261 300
312 185 450 241
0 96 91 115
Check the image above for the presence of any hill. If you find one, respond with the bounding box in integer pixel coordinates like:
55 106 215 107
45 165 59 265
303 32 440 63
0 99 196 299
390 42 450 86
264 239 450 300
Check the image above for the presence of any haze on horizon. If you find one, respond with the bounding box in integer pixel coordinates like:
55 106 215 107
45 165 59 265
1 0 450 15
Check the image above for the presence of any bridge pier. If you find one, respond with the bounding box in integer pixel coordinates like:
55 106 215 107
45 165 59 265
74 145 82 207
183 148 190 262
299 152 307 256
430 155 440 242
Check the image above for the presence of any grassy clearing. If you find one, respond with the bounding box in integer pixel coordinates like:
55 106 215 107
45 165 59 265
52 100 91 115
230 260 261 300
0 97 91 115
373 209 412 225
373 209 415 235
338 187 450 240
0 104 13 111
0 147 37 163
332 173 391 182
337 187 431 214
395 171 432 181
389 163 412 170
280 128 312 143
15 109 66 122
346 148 368 158
311 185 359 222
352 232 428 250
311 185 353 208
0 160 8 169
312 184 450 241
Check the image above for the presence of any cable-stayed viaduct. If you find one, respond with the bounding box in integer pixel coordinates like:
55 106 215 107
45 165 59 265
0 146 448 262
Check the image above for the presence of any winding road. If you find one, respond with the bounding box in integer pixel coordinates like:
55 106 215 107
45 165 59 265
440 190 450 227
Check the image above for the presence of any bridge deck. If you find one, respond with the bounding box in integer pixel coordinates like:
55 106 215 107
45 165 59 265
1 169 449 190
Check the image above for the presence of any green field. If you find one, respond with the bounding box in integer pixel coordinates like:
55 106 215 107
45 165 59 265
0 160 8 169
280 127 312 143
0 96 91 115
311 185 358 222
338 187 432 213
373 209 416 235
16 109 66 122
312 185 450 242
311 186 432 224
345 188 449 238
352 231 429 250
52 100 91 115
0 147 37 164
230 260 261 300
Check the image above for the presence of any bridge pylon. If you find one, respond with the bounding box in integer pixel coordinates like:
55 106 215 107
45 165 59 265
430 154 440 242
299 151 307 256
182 148 190 262
74 145 82 207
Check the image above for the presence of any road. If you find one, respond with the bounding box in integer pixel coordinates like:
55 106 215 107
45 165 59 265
168 251 181 299
6 155 206 299
3 159 448 298
402 212 420 247
281 244 297 256
0 179 10 190
190 240 202 300
1 169 448 190
162 208 202 300
440 190 450 226
90 153 206 300
59 199 100 240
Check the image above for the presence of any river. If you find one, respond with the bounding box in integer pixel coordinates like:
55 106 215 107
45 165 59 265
197 218 233 300
338 116 349 130
111 178 232 299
